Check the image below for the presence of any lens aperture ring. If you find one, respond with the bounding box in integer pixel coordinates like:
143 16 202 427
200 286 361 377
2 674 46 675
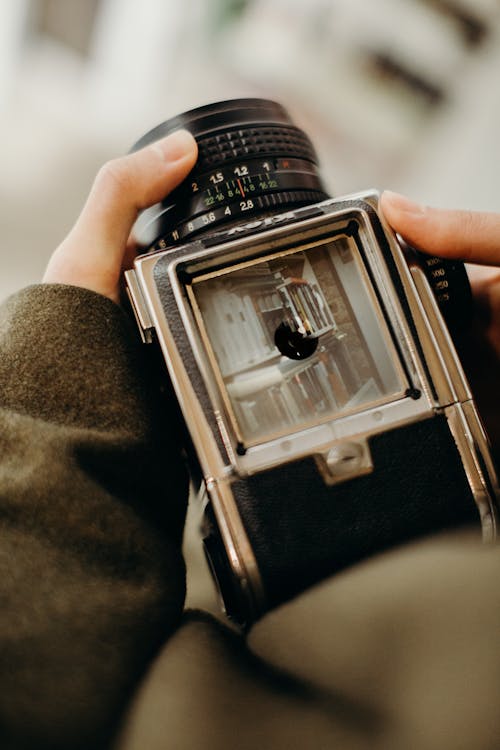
185 158 323 218
153 189 328 249
135 155 327 248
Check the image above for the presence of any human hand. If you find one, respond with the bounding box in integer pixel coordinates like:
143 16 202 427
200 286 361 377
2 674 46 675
43 129 198 304
381 191 500 460
381 191 500 355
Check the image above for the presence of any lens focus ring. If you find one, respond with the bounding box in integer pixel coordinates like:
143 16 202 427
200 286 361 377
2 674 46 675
197 126 318 167
131 98 329 250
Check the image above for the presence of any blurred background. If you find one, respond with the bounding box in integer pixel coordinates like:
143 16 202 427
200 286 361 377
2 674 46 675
1 0 500 611
2 0 500 302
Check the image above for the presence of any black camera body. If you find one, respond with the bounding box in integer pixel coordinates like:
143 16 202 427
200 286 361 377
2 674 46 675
126 99 499 625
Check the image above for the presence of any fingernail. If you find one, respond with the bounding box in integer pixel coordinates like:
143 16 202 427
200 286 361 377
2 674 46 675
382 191 426 216
162 129 197 161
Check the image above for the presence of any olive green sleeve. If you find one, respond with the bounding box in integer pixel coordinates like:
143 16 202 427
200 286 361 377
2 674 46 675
0 284 189 749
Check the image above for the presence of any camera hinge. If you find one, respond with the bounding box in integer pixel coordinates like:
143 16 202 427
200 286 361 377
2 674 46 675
124 269 155 344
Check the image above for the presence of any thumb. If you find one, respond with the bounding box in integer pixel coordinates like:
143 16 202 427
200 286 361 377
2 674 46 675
380 191 500 266
43 129 198 302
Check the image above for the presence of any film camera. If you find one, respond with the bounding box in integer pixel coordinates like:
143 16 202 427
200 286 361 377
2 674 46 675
125 98 499 625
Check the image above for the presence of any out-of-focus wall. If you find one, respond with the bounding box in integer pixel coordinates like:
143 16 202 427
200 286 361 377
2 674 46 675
1 0 500 300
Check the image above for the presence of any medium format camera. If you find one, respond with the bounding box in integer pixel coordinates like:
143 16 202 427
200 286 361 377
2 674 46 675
125 98 499 625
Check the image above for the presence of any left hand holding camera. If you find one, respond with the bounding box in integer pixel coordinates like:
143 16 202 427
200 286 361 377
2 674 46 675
43 129 198 304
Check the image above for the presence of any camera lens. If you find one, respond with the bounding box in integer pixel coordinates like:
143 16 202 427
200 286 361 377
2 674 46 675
131 98 329 250
132 98 472 333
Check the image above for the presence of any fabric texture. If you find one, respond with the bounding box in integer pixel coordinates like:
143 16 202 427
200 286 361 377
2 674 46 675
115 530 500 750
0 285 188 749
0 284 499 749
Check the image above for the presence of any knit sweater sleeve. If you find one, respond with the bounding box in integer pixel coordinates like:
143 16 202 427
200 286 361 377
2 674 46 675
0 284 189 750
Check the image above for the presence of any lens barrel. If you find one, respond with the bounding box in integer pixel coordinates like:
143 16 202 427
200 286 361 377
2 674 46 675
131 98 329 250
132 97 472 332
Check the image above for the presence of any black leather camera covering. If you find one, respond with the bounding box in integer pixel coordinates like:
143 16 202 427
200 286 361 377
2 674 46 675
231 415 478 611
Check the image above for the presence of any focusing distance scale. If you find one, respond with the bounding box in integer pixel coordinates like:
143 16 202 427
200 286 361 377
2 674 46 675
131 98 329 249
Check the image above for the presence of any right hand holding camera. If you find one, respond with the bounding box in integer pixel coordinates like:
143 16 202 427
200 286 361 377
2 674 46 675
381 190 500 460
381 191 500 356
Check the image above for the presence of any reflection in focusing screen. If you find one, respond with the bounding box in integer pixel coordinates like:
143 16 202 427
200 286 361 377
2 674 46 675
192 234 405 444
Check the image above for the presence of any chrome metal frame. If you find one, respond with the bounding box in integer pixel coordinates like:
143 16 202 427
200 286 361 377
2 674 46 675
127 190 500 617
185 232 410 449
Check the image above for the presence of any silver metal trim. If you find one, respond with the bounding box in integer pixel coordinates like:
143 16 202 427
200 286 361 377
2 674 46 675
353 208 435 404
133 255 267 617
124 269 154 344
165 211 435 467
206 478 267 619
185 231 409 450
373 201 471 408
446 402 499 541
315 438 373 486
236 397 433 476
409 264 471 405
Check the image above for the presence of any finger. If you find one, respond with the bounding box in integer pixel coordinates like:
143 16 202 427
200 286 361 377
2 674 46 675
73 129 197 254
44 129 197 300
381 191 500 266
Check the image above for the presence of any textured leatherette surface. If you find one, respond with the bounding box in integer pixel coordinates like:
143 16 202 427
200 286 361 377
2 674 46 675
231 416 478 610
